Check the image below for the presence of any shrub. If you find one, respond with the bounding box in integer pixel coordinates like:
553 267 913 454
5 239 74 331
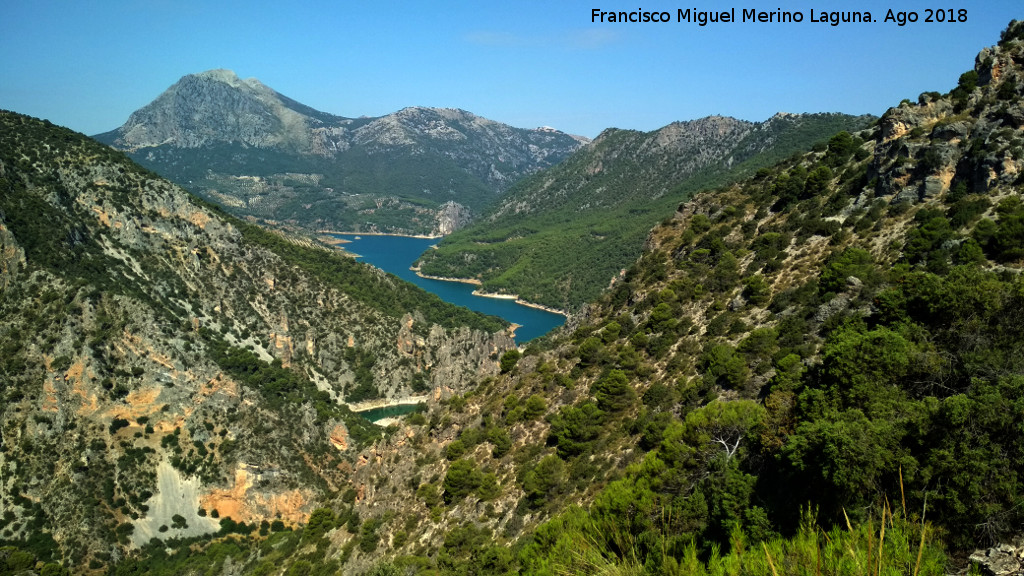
443 460 481 504
522 455 566 507
549 402 605 458
700 344 749 391
499 349 521 374
592 370 636 413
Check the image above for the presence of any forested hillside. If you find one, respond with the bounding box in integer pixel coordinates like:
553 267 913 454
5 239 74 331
3 21 1024 576
417 113 873 311
329 21 1024 575
492 21 1024 574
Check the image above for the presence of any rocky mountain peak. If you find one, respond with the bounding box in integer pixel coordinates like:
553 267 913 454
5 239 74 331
93 72 587 235
194 68 243 85
653 115 754 152
102 69 315 152
195 69 275 96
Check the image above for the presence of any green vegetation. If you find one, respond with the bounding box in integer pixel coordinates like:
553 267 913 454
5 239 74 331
519 505 945 576
4 21 1024 575
492 53 1024 570
499 349 521 374
221 205 507 334
419 114 872 310
94 100 583 236
200 330 380 448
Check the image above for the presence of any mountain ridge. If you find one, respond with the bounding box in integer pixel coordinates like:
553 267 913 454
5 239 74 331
94 70 588 236
417 111 874 311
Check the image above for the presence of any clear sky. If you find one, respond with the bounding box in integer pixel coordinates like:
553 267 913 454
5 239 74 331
1 1 1020 138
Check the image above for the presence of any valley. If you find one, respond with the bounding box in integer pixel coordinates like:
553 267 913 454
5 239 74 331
416 113 875 311
1 18 1023 576
333 233 565 342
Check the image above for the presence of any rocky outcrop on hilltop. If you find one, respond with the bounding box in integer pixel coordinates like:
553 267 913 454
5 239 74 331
862 37 1024 207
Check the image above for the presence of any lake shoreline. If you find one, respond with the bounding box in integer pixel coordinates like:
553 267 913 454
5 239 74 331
412 268 482 286
331 234 566 340
321 230 442 240
413 269 569 317
347 395 429 413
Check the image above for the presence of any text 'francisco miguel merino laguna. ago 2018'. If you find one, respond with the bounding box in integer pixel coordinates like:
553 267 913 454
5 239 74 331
590 8 969 26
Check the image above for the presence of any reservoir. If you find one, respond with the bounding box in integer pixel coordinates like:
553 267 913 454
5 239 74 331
333 234 565 342
358 403 423 423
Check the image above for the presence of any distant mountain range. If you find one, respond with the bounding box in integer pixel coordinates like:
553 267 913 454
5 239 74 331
417 111 875 310
94 70 587 235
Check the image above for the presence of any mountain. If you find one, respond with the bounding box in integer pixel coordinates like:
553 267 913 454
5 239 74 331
333 22 1023 575
94 70 587 236
0 110 514 566
416 112 874 311
5 21 1024 575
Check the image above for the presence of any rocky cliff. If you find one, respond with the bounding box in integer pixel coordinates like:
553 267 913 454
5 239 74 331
0 111 513 566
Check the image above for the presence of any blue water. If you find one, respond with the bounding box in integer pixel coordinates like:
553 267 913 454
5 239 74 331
358 403 423 423
334 234 565 342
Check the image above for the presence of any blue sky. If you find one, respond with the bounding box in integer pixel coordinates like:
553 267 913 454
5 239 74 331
1 1 1020 138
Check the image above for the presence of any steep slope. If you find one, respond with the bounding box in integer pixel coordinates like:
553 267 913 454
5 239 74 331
419 22 1024 574
7 22 1024 576
0 111 514 567
417 112 873 311
254 22 1021 575
94 70 586 236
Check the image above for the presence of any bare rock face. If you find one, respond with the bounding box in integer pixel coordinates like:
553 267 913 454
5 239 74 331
970 537 1024 576
111 70 320 152
131 461 222 546
435 201 472 235
0 216 25 290
867 25 1024 205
